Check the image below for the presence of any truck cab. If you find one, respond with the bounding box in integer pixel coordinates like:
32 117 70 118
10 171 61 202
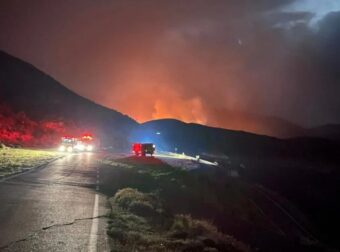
74 134 94 152
132 143 155 156
59 136 77 152
58 134 95 152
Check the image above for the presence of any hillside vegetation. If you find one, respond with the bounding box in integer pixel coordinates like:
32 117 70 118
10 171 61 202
0 103 66 146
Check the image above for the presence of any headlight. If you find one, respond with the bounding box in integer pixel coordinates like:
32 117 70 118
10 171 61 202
59 145 65 152
67 146 73 152
75 144 85 151
86 145 93 151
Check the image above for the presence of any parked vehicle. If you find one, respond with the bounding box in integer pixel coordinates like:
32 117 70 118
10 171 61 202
132 143 155 156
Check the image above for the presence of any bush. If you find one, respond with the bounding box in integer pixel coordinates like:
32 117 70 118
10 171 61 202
129 200 156 217
171 214 218 238
108 188 252 252
112 188 163 218
113 188 154 208
107 228 127 242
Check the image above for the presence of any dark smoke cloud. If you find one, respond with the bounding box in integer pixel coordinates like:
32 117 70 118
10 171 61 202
0 0 339 128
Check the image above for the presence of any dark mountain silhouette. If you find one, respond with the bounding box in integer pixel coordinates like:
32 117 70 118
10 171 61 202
130 118 280 156
200 108 340 141
207 108 306 138
0 50 137 148
305 124 340 141
130 118 340 161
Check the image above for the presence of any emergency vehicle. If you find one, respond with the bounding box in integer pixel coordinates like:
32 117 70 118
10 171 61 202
132 143 155 156
58 136 77 152
58 134 95 152
74 134 94 152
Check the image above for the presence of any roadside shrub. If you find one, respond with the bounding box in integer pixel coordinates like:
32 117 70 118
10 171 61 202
112 188 162 218
108 188 252 252
109 209 150 233
107 228 127 242
113 188 153 208
171 214 217 237
129 200 156 217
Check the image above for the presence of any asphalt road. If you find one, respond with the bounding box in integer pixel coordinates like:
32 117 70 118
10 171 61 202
0 153 109 252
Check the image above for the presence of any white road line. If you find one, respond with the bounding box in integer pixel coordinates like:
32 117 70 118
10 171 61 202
88 194 99 252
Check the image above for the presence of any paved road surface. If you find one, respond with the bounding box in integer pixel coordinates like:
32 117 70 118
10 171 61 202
0 153 109 252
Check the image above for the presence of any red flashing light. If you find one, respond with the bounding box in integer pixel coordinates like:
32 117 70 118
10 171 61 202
62 135 74 139
81 133 93 140
132 143 142 154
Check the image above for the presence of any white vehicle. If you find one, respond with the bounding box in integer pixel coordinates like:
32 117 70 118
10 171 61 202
58 134 95 153
58 136 77 152
74 140 94 152
78 134 95 152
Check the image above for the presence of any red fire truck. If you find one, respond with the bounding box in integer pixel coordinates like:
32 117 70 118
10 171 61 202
132 143 155 156
58 133 95 152
58 136 77 152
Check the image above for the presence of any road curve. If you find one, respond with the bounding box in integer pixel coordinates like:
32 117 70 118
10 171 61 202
0 153 109 252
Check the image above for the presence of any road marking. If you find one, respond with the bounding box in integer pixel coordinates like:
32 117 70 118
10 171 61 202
88 194 99 252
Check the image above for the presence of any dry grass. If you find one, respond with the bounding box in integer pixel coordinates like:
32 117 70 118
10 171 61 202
100 156 266 228
0 147 61 176
108 188 252 252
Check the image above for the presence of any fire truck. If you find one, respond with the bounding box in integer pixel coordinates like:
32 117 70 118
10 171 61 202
132 143 155 156
75 134 95 152
58 134 95 152
58 136 77 152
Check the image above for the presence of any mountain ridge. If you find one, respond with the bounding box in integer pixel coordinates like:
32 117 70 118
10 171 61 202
1 49 339 149
0 50 137 148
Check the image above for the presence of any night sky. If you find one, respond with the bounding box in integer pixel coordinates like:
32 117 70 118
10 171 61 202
0 0 339 128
